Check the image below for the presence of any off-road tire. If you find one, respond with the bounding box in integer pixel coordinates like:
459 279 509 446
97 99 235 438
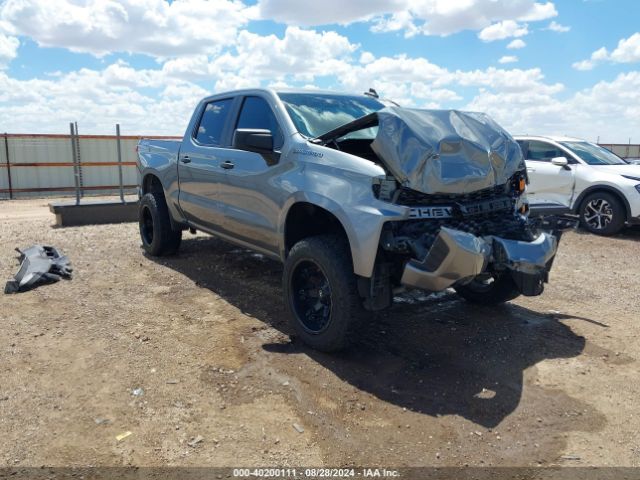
454 272 521 305
139 192 182 256
579 191 626 236
283 235 365 352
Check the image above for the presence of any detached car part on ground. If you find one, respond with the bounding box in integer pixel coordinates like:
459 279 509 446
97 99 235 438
4 245 72 294
137 89 573 352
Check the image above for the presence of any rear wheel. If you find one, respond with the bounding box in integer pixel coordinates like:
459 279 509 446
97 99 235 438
139 192 182 256
579 191 626 236
283 235 365 352
454 272 520 305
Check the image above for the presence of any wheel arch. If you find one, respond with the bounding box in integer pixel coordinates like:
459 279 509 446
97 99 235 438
282 201 351 256
141 172 164 196
573 185 631 220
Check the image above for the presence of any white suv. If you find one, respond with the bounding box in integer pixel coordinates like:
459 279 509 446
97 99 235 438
515 135 640 236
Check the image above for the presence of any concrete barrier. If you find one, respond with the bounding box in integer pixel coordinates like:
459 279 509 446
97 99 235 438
49 200 138 227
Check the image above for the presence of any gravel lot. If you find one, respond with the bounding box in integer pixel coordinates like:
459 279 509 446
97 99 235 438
1 198 639 469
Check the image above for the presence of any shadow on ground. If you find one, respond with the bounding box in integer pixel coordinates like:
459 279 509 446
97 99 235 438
152 235 592 428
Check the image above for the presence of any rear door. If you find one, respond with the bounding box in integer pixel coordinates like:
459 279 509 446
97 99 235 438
178 97 239 232
518 140 576 213
218 95 286 254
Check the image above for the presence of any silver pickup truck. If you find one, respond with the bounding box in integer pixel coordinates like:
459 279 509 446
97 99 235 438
137 88 566 352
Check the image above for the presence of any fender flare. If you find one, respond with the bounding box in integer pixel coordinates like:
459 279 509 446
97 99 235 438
278 192 366 274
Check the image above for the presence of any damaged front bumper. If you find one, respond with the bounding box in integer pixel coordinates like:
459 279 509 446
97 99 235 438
400 226 559 296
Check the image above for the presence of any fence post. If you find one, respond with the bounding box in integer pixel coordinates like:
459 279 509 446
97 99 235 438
3 133 13 200
70 123 80 205
116 124 125 203
74 121 84 198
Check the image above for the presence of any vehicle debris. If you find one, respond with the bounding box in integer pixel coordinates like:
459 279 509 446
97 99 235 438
115 431 132 442
187 435 204 447
4 245 72 294
131 387 144 397
292 423 305 433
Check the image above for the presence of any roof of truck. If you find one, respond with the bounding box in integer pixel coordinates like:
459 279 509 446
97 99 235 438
207 87 379 98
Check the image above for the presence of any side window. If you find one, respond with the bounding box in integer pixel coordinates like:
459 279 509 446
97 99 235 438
236 96 284 149
195 98 233 146
525 141 565 162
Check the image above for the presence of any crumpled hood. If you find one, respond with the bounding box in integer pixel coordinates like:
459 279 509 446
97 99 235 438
370 107 525 195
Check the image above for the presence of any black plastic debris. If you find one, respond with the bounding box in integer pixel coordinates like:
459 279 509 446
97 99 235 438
4 245 72 294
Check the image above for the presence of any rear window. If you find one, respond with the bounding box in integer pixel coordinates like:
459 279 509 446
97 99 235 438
195 98 233 146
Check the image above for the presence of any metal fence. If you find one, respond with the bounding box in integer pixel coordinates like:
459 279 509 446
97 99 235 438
1 132 639 201
599 143 640 159
0 131 180 200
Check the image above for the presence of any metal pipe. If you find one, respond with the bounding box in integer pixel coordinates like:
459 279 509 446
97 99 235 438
3 133 13 200
74 121 84 198
116 124 125 203
70 123 80 205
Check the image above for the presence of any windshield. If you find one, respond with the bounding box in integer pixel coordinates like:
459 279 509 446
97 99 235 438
560 141 628 165
278 93 384 139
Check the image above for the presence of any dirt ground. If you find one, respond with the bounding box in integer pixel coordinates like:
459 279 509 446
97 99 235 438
1 197 639 470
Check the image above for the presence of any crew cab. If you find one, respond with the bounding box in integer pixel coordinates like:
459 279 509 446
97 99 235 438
137 89 567 352
515 135 640 235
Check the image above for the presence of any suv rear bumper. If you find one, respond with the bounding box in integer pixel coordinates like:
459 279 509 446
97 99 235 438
400 227 558 296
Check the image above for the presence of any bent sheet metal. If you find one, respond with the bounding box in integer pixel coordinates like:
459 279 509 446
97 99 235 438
4 245 73 294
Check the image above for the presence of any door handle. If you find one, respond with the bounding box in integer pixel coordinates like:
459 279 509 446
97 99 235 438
221 161 235 170
180 155 191 164
526 167 535 172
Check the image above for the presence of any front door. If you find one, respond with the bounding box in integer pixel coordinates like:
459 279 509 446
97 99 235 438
219 95 286 254
519 140 576 212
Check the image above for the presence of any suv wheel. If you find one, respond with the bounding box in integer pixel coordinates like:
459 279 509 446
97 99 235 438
454 272 520 305
139 192 182 256
283 235 365 352
579 191 626 236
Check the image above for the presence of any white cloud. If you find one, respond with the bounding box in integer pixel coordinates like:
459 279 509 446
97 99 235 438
479 20 528 42
466 71 640 142
573 32 640 70
609 32 640 63
374 1 556 37
207 27 358 89
359 51 376 64
257 0 402 26
0 32 19 67
0 0 251 58
546 20 570 32
572 59 595 71
507 39 526 49
498 55 518 64
0 63 208 134
258 0 557 38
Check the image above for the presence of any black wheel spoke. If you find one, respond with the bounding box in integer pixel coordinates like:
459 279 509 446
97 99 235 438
291 260 332 334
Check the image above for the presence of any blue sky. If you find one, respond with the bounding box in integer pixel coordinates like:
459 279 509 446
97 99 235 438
0 0 639 142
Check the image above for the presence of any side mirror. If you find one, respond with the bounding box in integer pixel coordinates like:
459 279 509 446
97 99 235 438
551 156 569 167
233 128 273 154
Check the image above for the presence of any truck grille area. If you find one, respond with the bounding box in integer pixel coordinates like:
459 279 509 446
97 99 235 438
395 184 507 206
385 212 535 261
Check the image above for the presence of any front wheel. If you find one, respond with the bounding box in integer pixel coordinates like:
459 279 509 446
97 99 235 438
454 272 520 305
283 235 365 352
579 191 626 236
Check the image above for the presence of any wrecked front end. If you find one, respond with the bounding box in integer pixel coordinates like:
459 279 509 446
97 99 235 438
363 107 571 298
